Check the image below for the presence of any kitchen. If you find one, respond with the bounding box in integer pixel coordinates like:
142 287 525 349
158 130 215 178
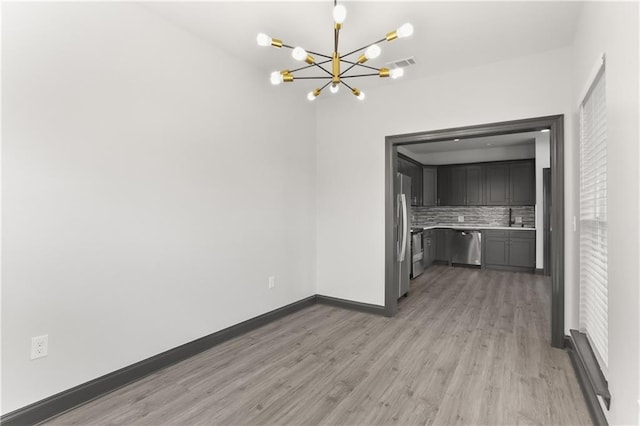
395 130 550 298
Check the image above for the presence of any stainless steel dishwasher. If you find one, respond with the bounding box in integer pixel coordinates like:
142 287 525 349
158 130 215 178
451 230 482 266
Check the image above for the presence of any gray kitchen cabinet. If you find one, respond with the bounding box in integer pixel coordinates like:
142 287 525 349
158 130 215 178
398 157 411 175
509 161 535 205
434 228 451 263
465 165 484 205
485 164 510 205
483 230 509 266
422 166 437 206
423 230 435 268
411 164 423 206
438 165 484 206
483 230 535 272
448 167 466 205
397 155 422 206
437 167 450 206
485 160 535 206
508 233 536 268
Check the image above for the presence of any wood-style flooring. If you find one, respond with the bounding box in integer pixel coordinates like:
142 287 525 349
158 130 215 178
46 266 592 425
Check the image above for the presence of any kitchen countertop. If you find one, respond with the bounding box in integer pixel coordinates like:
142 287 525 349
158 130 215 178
414 225 536 231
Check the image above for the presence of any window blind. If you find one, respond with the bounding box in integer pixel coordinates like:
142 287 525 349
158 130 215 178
579 65 608 368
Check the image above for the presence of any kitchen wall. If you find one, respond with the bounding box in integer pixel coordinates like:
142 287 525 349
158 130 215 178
1 2 316 414
412 206 535 228
572 2 639 424
534 134 550 269
316 47 575 309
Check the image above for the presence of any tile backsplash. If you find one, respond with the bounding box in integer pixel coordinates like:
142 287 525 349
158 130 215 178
412 206 535 228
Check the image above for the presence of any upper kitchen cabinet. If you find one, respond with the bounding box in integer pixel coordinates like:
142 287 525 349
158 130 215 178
485 163 510 205
509 161 535 205
398 155 423 206
437 167 449 206
422 166 437 206
465 165 484 205
437 165 485 206
485 160 535 206
447 166 465 205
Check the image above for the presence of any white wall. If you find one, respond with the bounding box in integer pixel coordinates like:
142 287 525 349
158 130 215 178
535 134 550 269
1 2 316 414
572 2 639 424
316 47 576 309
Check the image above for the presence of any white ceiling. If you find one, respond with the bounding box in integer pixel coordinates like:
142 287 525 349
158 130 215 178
404 132 537 154
141 1 583 89
398 130 544 164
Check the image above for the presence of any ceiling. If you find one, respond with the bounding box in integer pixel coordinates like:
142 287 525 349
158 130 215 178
398 130 545 165
141 1 583 91
404 132 538 154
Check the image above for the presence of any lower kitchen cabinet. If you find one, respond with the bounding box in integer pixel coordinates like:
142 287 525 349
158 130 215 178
482 230 535 272
434 229 451 264
423 230 435 268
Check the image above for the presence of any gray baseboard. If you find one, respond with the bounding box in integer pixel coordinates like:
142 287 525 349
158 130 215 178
316 295 386 315
565 331 609 426
0 295 317 426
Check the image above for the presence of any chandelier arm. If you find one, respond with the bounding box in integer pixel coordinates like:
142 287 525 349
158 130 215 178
310 63 334 77
290 59 332 73
340 37 387 58
340 80 355 91
292 76 335 80
340 73 380 78
338 61 359 78
306 50 333 60
338 59 380 72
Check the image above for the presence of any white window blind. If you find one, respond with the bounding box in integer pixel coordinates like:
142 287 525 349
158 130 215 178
579 64 608 368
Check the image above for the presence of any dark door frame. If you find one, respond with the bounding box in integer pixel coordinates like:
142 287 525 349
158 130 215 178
384 115 565 348
543 167 552 276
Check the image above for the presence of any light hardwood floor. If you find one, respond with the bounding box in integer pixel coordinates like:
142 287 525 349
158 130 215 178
46 266 592 425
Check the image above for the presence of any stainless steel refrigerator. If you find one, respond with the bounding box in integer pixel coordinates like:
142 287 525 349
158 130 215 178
395 173 411 298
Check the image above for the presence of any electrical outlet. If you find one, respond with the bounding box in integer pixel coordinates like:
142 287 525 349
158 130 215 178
268 276 275 289
458 216 464 222
515 216 522 224
31 335 48 360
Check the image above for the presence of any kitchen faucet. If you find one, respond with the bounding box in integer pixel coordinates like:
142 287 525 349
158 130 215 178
509 208 515 227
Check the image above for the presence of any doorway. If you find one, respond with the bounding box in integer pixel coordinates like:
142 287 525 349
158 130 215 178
384 115 565 348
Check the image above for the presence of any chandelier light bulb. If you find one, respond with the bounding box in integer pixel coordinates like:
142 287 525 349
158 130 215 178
330 84 340 94
397 23 414 38
307 91 316 101
390 68 404 79
256 33 271 47
292 47 307 61
357 91 366 101
364 44 381 60
270 71 283 85
333 5 347 24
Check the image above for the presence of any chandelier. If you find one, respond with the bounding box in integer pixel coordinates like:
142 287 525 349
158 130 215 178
256 1 413 101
